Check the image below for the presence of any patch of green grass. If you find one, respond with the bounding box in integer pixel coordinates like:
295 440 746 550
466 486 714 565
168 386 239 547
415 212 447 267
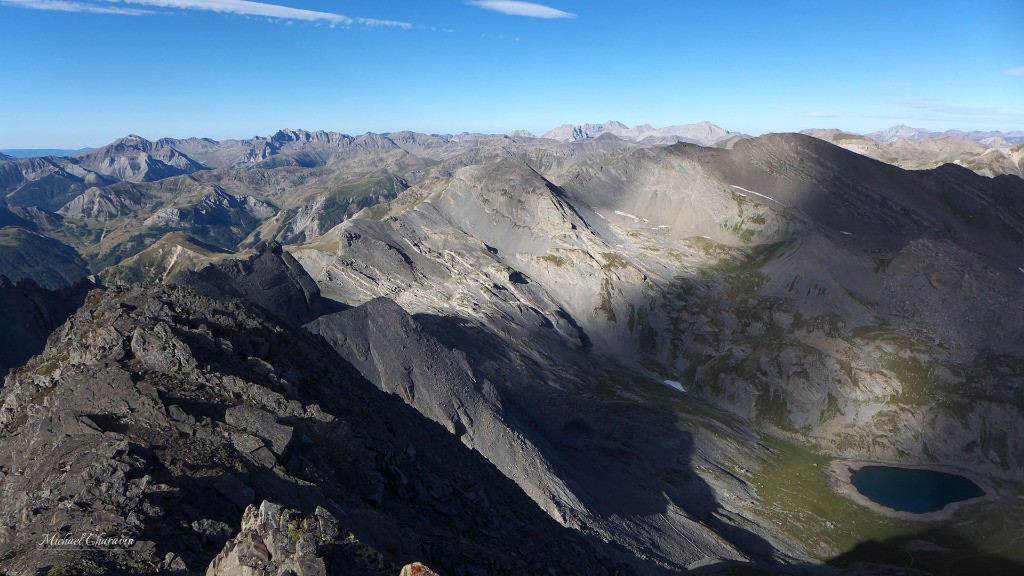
539 254 567 267
721 220 756 244
288 520 310 541
754 437 1024 568
601 252 628 270
881 353 947 405
754 387 797 431
820 392 842 423
596 277 616 322
339 531 392 573
792 312 846 338
752 436 924 559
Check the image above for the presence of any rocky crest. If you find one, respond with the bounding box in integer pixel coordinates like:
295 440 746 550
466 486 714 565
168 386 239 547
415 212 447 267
0 284 624 575
171 241 322 325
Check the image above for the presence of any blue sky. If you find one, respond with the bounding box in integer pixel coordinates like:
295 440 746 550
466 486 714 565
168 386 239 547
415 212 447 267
0 0 1021 147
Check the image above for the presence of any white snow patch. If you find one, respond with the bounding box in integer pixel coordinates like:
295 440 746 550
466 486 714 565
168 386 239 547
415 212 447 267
731 185 783 205
614 210 639 220
664 380 686 392
1019 266 1024 274
840 231 853 236
594 212 606 220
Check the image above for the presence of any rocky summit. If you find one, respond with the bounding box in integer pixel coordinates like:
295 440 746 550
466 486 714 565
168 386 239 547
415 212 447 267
1 125 1022 576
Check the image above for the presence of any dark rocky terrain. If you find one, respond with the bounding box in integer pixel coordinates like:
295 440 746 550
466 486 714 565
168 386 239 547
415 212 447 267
1 126 1023 575
0 283 625 575
0 276 92 378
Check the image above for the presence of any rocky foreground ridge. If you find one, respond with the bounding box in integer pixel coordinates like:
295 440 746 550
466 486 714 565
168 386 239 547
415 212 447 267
0 283 625 575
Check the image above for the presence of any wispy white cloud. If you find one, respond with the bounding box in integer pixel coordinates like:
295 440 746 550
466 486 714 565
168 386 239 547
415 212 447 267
895 98 1015 117
102 0 411 27
809 111 838 118
0 0 150 15
1007 67 1024 76
467 0 575 19
2 0 412 27
886 98 1024 124
481 33 521 41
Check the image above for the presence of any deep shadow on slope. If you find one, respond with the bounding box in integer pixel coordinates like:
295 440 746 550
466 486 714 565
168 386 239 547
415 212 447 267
0 275 93 378
684 134 1024 273
414 311 778 573
829 527 1024 576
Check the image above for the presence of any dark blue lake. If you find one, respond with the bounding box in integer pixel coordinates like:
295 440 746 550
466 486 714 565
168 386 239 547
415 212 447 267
850 465 985 514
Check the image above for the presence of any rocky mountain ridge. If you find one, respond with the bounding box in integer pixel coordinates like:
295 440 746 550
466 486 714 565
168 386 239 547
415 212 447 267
801 128 1024 178
0 283 625 575
1 126 1023 575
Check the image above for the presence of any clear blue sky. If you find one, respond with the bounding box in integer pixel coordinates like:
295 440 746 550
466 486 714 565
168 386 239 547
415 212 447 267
1 0 1021 147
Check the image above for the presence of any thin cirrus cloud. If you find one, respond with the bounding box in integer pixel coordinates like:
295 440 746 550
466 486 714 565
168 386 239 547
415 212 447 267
467 0 576 19
893 98 1024 121
1 0 412 27
0 0 151 15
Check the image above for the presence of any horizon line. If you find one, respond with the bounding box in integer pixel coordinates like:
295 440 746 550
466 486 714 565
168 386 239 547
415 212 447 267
4 121 1024 150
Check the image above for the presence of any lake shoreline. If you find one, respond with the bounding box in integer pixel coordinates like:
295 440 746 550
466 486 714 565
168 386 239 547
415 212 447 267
827 459 997 521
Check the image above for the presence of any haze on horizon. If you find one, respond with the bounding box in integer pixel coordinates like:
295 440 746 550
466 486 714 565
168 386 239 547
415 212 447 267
0 0 1021 148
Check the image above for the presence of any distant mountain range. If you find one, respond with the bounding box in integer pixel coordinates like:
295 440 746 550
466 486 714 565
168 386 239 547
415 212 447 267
6 121 1023 160
537 120 748 147
801 127 1024 178
864 124 1024 145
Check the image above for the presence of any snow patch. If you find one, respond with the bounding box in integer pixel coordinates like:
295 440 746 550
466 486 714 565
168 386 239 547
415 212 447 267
840 231 853 236
731 185 783 205
614 210 639 220
663 380 686 393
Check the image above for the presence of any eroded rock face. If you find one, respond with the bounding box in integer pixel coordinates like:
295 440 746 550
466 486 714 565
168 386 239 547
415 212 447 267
205 502 337 576
0 285 623 576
